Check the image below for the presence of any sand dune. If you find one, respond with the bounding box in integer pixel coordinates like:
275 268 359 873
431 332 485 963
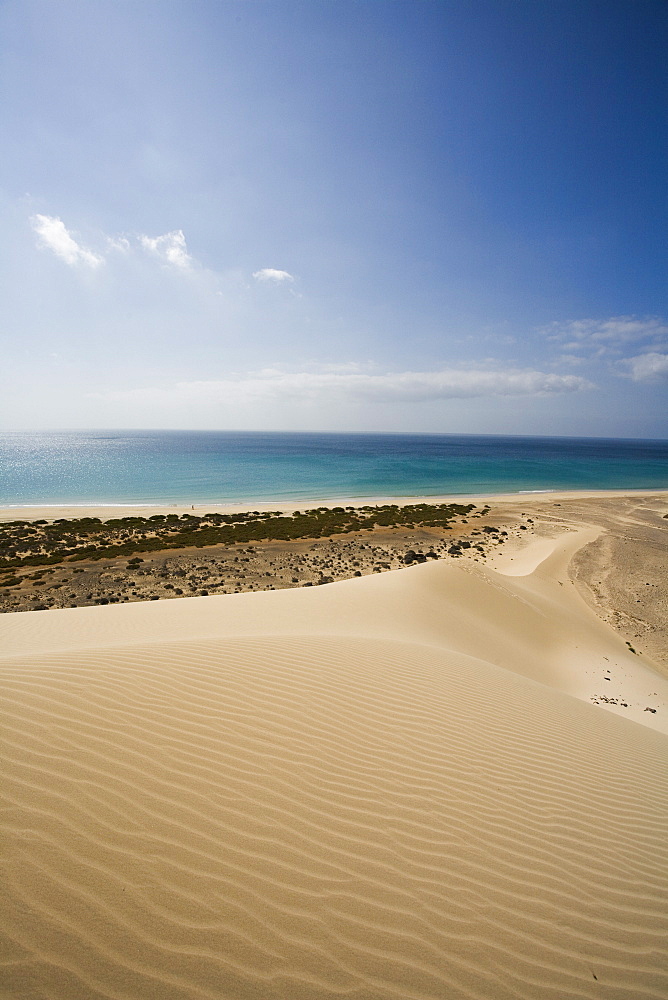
1 528 668 998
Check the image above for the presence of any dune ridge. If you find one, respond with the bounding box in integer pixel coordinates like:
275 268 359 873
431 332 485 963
1 522 668 998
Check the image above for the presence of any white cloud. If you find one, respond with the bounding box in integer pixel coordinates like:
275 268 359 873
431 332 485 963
542 315 668 354
106 235 131 252
300 361 372 374
29 214 197 271
139 229 192 269
30 214 103 268
252 268 294 283
622 353 668 382
264 368 592 402
94 366 593 408
554 354 586 367
30 216 300 292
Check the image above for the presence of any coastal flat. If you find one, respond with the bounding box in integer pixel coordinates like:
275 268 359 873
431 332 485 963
2 492 667 678
1 495 667 998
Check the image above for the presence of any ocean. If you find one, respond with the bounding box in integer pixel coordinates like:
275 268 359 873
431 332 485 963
1 430 667 506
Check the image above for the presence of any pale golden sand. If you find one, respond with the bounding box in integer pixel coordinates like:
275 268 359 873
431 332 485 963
1 493 667 999
1 486 666 524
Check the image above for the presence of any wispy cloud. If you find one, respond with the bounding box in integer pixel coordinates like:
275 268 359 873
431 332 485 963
252 268 294 283
622 352 668 383
30 214 103 268
106 235 131 252
553 354 586 368
94 365 593 408
138 229 192 269
542 315 668 357
31 214 197 272
30 214 300 294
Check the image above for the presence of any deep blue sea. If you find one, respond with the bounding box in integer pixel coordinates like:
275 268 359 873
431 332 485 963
1 431 667 506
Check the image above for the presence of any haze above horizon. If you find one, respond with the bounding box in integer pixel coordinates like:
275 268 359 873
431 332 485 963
1 0 666 439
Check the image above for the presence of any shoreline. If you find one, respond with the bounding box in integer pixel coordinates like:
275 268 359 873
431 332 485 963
1 486 667 522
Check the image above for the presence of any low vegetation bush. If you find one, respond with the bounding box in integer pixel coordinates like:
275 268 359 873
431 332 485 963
0 502 476 571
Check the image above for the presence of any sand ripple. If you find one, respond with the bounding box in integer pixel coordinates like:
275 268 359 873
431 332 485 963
2 629 668 999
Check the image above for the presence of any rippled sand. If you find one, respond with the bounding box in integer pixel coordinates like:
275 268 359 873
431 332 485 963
2 494 667 999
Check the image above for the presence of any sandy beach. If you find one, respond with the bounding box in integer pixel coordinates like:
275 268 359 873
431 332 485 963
1 485 665 522
1 490 667 998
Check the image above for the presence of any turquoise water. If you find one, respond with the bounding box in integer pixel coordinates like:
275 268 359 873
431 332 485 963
1 431 667 506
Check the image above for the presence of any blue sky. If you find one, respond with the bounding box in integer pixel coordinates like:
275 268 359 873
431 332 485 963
1 0 666 437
